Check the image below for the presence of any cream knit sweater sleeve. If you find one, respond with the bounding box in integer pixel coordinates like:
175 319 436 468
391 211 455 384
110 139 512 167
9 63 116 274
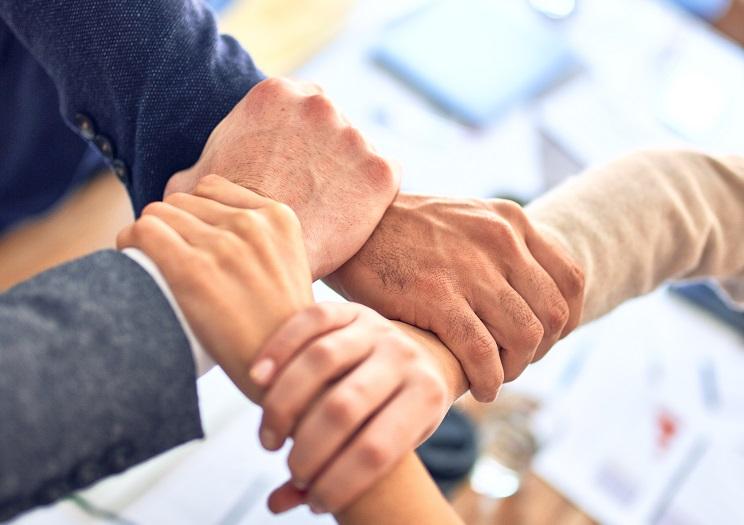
526 150 744 324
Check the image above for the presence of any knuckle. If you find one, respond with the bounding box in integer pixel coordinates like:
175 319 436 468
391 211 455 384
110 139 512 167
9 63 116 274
254 77 287 97
341 126 365 150
211 233 241 263
490 218 520 251
545 299 570 335
306 303 335 327
304 93 335 118
141 201 166 216
323 392 356 427
266 201 301 232
362 154 396 192
494 199 527 226
163 191 189 207
357 440 388 470
308 341 339 369
229 211 256 237
131 215 160 238
524 317 545 349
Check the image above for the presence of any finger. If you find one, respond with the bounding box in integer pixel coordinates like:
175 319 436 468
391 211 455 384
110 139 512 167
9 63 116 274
286 348 404 490
259 321 375 451
163 191 260 231
305 382 443 515
526 229 585 339
506 255 569 363
140 201 215 247
481 285 543 383
250 303 359 387
189 173 273 209
267 481 306 514
117 216 193 282
435 301 504 402
115 224 135 250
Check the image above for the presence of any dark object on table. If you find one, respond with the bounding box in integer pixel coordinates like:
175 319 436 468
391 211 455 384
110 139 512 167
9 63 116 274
417 408 478 495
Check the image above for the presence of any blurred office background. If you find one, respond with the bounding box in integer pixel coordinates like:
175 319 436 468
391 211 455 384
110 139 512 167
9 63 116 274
5 0 744 524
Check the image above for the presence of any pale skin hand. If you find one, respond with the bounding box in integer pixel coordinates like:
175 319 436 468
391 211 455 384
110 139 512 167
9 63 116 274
325 194 585 402
165 77 400 280
333 454 464 525
250 303 450 515
117 176 464 523
257 317 467 523
117 175 314 401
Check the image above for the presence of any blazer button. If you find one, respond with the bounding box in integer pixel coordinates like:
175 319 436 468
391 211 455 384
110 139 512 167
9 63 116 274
73 113 96 140
112 159 130 185
106 443 135 473
93 134 115 160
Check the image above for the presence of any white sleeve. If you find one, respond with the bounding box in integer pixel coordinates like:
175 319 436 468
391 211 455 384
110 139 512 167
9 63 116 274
122 248 216 377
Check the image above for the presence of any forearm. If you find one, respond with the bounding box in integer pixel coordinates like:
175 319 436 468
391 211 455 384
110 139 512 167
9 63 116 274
335 454 463 525
0 252 202 520
527 150 744 323
332 150 744 523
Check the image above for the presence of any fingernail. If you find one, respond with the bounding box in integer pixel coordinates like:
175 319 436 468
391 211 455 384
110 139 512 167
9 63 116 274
309 501 326 514
293 479 308 491
251 359 276 386
260 427 279 450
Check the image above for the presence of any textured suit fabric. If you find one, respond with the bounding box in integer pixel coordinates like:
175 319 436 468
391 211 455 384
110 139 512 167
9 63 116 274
0 251 202 521
0 0 264 226
0 19 108 232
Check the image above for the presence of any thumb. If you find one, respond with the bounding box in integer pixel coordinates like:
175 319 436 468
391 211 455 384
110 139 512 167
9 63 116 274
268 481 306 514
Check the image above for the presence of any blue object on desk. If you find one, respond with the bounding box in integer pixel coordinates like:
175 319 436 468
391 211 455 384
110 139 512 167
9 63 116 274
668 0 730 21
373 0 576 127
671 283 744 335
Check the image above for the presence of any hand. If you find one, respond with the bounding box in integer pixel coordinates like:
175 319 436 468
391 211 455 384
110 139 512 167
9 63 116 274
250 303 449 515
117 175 313 399
325 194 585 402
165 77 400 280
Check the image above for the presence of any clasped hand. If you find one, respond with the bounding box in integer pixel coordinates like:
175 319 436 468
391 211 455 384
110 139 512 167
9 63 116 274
118 176 448 515
119 76 586 516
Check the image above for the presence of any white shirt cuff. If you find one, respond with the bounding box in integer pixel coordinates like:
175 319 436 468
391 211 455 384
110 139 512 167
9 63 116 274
123 248 216 377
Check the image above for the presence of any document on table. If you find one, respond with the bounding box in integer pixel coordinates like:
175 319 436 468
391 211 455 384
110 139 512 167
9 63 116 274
532 290 744 525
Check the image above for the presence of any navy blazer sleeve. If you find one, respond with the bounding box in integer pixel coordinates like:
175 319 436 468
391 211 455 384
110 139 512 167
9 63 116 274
0 251 203 521
0 1 264 213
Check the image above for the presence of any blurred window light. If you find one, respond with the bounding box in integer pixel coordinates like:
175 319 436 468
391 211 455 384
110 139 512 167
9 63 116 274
528 0 577 19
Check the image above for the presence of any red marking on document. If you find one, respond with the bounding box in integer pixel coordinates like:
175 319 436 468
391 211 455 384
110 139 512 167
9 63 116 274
657 410 679 451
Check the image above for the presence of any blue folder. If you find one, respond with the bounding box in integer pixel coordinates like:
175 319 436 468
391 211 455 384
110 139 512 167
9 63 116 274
373 0 576 126
671 283 744 335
